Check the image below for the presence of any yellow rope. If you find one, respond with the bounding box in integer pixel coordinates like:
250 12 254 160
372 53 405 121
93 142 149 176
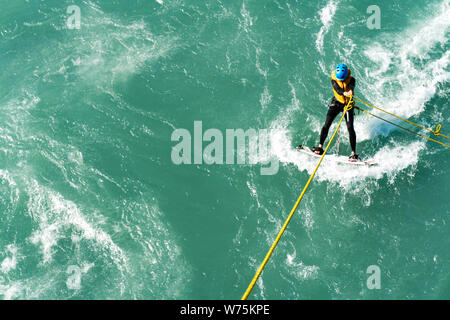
241 98 355 300
354 106 450 148
353 97 450 140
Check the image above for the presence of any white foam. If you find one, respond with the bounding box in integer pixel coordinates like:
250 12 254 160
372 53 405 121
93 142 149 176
360 0 450 127
315 0 338 55
269 126 425 190
286 251 319 280
255 47 268 79
77 20 177 85
27 179 128 273
1 245 20 274
0 281 22 300
239 2 253 33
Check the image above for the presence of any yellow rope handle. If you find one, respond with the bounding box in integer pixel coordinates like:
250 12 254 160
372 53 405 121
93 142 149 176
241 97 354 300
353 97 450 140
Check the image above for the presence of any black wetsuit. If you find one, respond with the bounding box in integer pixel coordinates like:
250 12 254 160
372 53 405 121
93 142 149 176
319 77 356 153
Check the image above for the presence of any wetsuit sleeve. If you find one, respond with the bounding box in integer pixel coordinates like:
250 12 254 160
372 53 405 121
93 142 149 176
348 77 355 91
331 77 355 95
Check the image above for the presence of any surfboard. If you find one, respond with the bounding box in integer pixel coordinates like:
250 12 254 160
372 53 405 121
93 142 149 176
296 145 377 167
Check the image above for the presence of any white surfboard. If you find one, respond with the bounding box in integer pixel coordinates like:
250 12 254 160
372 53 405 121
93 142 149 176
296 145 377 167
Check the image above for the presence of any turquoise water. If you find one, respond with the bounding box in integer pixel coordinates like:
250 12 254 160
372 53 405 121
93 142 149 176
0 0 448 299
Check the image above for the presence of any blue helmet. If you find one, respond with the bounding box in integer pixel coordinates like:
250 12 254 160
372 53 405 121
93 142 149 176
335 64 349 81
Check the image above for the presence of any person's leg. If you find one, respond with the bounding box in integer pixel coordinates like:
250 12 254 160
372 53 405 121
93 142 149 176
345 109 357 154
318 105 341 148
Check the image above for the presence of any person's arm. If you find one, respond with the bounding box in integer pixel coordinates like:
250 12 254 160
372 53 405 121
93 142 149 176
331 79 345 95
348 77 355 92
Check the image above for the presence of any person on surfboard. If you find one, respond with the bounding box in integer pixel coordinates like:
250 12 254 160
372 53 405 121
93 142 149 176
313 64 358 161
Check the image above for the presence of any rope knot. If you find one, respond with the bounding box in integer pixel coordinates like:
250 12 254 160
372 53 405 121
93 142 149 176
345 99 355 111
434 124 442 136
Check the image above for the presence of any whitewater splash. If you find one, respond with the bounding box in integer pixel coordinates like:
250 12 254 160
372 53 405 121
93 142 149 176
357 0 450 139
316 0 338 55
270 127 424 188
